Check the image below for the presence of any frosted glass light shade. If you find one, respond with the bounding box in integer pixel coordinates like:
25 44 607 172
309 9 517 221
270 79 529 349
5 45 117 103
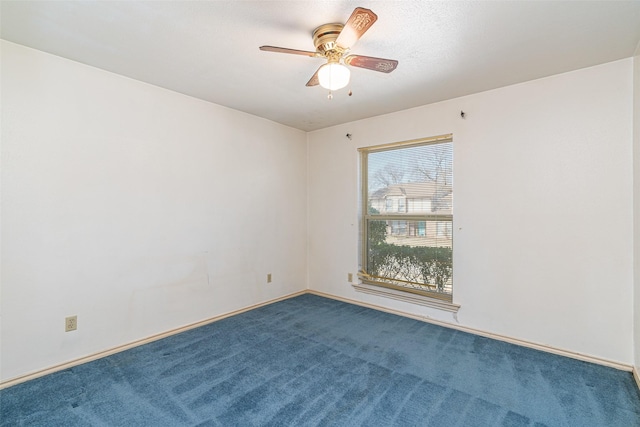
317 63 350 91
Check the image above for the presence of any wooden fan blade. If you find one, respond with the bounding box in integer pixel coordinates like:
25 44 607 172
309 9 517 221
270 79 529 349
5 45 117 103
335 7 378 49
306 67 321 87
344 55 398 73
259 46 318 57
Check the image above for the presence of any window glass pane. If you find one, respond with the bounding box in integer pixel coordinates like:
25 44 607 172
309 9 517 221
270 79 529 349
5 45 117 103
366 219 453 294
367 143 452 216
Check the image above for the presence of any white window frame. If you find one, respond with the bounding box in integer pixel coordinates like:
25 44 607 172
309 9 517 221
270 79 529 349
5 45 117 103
357 134 459 311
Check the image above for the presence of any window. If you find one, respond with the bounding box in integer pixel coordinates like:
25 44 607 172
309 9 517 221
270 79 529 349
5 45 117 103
359 134 453 302
390 220 407 235
385 199 393 212
436 221 453 238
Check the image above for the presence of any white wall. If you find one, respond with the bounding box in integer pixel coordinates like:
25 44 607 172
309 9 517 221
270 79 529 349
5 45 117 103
633 46 640 370
2 39 636 382
0 41 308 381
308 59 635 364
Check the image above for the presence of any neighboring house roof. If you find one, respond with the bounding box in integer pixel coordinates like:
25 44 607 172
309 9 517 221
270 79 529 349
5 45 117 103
371 182 452 200
370 182 453 215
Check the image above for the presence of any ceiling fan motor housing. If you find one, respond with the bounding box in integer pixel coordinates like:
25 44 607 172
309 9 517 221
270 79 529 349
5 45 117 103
312 23 344 56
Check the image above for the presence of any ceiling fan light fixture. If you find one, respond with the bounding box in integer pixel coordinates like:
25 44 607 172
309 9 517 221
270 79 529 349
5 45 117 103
318 63 350 91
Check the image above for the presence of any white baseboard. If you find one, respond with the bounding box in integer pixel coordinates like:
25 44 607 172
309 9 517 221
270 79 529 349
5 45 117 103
0 290 306 390
308 290 634 373
2 289 635 391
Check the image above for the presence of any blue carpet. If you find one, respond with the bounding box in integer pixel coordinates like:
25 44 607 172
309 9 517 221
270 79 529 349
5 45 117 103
1 294 639 426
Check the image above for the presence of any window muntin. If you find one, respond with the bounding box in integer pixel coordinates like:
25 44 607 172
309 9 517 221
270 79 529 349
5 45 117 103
360 135 453 301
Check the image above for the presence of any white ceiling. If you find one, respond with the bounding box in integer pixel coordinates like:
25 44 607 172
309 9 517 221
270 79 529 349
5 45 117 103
2 1 640 132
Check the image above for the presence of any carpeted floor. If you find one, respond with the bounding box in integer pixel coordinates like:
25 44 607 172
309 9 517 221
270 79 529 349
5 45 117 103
1 293 639 426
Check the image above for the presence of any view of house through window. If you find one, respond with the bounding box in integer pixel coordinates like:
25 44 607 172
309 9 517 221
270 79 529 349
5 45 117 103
359 135 453 301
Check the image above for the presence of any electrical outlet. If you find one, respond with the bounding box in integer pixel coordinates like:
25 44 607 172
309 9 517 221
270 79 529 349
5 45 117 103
348 273 353 282
267 273 272 283
65 315 77 332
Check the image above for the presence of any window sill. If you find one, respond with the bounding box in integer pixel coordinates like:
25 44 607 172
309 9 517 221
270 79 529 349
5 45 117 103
352 282 461 313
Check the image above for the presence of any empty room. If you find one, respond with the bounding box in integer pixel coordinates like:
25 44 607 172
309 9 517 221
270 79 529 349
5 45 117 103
1 1 640 426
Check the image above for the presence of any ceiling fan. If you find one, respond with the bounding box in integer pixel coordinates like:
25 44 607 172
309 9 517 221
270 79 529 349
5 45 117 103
259 7 398 94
